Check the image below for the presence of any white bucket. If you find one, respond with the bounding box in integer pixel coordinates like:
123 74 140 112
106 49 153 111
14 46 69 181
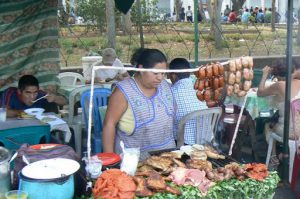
82 56 102 81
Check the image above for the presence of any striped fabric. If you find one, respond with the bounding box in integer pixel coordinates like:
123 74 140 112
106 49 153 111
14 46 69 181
0 0 60 92
171 78 209 145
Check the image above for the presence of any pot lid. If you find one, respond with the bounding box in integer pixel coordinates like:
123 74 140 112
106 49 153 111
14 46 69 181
96 153 121 166
0 146 10 163
22 158 80 179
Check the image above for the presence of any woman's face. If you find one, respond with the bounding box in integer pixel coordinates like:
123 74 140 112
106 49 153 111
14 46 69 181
139 62 167 89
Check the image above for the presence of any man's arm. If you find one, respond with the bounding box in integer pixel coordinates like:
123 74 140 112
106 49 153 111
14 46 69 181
6 108 22 118
46 94 67 106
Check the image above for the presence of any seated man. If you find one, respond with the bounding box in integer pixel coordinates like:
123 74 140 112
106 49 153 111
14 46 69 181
93 48 129 82
169 58 208 145
0 75 67 117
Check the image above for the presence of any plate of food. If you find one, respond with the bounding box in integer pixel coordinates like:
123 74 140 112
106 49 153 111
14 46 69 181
40 116 57 123
19 112 35 119
24 108 45 116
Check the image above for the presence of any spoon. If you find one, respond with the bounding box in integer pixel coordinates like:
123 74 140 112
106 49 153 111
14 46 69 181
32 94 49 103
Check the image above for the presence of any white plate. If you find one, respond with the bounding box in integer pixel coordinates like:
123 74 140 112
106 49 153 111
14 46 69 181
24 108 45 116
22 158 80 179
179 145 194 156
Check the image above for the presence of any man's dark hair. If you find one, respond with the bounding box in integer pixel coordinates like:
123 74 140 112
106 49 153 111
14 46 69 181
169 58 191 79
18 75 39 91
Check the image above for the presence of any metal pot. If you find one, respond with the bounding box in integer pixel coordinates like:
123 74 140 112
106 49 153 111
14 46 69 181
0 147 11 199
19 158 80 199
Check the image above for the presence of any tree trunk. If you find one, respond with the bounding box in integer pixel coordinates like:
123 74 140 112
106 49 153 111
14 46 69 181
231 0 246 12
198 0 207 22
105 0 116 49
271 0 275 32
122 10 132 35
175 0 182 22
209 0 223 49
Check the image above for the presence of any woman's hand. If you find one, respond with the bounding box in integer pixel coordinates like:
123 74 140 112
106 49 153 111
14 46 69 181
262 65 271 77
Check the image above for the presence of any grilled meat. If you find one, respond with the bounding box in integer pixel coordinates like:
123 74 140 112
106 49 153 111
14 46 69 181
146 156 173 171
186 159 213 171
172 158 186 168
165 185 181 195
146 171 167 190
133 176 154 197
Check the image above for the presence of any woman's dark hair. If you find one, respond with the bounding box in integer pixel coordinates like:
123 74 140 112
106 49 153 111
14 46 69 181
131 48 167 69
169 58 190 79
18 75 39 91
272 58 300 77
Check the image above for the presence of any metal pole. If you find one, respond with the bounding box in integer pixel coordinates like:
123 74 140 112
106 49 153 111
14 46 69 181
283 0 293 184
136 0 144 48
194 0 199 67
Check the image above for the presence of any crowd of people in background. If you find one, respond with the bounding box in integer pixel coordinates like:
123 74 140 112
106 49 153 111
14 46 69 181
222 4 299 25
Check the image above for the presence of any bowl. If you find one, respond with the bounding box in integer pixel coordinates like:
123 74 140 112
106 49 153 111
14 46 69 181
24 108 45 116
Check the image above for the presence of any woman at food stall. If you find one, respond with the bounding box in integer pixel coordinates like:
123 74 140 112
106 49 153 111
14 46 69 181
257 59 300 163
102 48 176 160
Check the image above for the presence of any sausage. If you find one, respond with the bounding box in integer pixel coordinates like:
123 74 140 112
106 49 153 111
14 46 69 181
206 65 213 78
243 80 252 91
233 83 240 94
248 56 254 68
213 63 219 76
229 60 236 72
194 79 199 90
198 80 205 91
236 58 242 70
206 100 216 108
213 77 219 89
217 63 224 75
227 85 233 96
241 56 249 68
228 73 236 85
249 69 254 80
243 68 250 80
238 90 247 97
219 76 225 87
235 70 242 83
214 88 222 101
198 67 206 80
204 79 210 88
196 90 204 101
204 89 212 101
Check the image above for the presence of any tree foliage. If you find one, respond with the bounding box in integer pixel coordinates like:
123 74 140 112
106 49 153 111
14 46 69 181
76 0 106 32
130 0 160 25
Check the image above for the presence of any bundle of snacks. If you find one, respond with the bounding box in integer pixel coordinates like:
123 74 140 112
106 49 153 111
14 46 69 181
226 56 254 97
194 63 225 107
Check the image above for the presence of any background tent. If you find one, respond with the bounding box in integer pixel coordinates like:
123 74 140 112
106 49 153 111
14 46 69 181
0 0 60 92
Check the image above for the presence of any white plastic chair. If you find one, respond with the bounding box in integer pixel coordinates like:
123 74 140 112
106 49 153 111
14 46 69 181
265 132 300 182
57 72 85 86
265 98 300 183
177 107 222 148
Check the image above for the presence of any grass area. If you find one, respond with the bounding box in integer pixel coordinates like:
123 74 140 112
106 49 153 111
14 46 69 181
59 23 300 67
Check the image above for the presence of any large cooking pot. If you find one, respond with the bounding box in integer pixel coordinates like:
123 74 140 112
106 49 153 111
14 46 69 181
19 158 80 199
0 147 11 199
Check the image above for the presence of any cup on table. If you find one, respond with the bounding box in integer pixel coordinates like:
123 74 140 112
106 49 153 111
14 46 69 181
0 108 6 122
5 190 28 199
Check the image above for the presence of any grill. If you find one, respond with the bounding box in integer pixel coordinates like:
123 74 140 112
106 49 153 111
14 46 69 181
208 154 240 168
